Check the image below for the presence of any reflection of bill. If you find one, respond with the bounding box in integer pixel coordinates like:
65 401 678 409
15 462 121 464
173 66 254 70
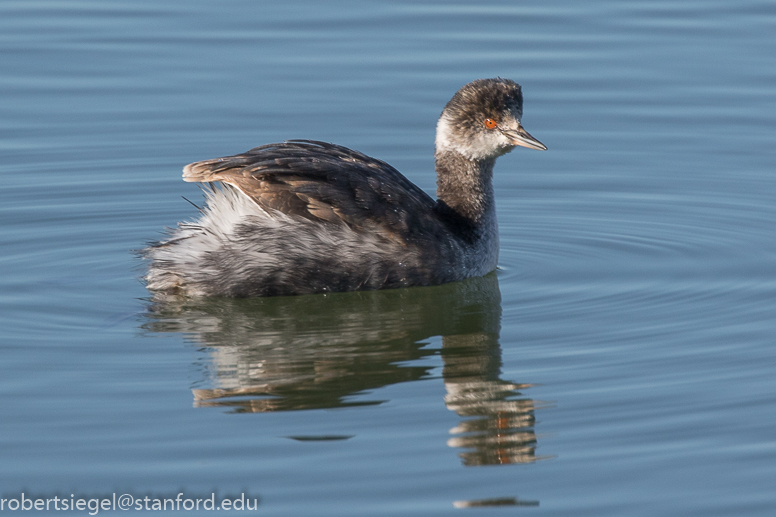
142 273 551 467
453 497 539 508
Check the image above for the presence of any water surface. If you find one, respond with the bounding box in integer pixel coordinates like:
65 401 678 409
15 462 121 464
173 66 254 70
1 1 775 515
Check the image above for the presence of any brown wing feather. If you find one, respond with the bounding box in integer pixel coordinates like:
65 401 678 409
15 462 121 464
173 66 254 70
182 140 438 240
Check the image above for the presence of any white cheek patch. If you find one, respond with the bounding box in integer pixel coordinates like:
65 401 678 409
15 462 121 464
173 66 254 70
435 114 513 161
435 115 457 153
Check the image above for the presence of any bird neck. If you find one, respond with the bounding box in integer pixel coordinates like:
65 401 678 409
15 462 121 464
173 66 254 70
434 149 496 227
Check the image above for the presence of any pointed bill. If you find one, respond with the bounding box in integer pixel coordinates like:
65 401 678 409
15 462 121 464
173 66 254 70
501 125 547 151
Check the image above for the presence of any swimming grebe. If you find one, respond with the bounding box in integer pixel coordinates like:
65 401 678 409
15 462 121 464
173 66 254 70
143 78 546 297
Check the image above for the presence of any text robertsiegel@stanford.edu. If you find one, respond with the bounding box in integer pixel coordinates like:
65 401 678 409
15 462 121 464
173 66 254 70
0 493 259 514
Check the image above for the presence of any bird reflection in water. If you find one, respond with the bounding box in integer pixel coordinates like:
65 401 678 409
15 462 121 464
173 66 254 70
141 273 550 467
442 332 549 466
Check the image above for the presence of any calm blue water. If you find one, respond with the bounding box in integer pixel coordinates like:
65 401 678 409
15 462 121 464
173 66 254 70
1 0 775 515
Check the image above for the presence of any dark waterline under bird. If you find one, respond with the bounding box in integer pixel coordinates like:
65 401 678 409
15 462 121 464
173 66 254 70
142 78 546 297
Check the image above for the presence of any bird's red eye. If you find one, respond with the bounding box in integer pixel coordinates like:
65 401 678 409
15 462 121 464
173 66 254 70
484 118 498 129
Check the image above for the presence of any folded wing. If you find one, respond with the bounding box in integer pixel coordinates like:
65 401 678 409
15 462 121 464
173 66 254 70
183 140 438 242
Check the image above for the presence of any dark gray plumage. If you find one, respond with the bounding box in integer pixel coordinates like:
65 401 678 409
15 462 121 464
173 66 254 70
142 78 546 297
